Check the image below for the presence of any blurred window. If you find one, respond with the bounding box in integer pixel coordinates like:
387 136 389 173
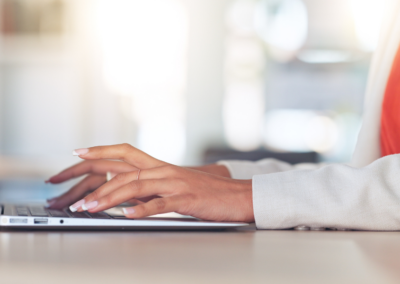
96 0 188 164
224 0 265 151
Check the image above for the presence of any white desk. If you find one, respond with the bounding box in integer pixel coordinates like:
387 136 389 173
1 226 400 284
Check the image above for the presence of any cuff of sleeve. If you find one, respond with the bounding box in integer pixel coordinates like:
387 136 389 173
216 160 256 179
252 172 307 230
217 158 295 180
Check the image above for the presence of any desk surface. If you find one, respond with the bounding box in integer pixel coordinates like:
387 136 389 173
1 226 400 284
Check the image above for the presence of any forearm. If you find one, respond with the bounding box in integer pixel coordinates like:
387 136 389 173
217 158 326 179
189 158 326 180
253 154 400 230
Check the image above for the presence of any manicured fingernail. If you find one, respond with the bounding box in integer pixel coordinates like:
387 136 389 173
69 199 85 212
122 207 135 216
106 172 116 181
81 201 98 211
73 148 89 156
45 199 57 208
46 177 55 183
47 199 56 204
47 197 57 202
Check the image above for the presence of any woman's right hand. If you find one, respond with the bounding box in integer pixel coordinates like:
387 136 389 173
46 160 138 209
187 164 231 178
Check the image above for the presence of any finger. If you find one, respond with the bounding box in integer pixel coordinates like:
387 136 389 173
122 196 183 218
78 166 173 206
79 179 176 213
47 160 137 184
125 196 159 204
136 196 158 203
73 143 167 169
82 170 141 205
48 175 106 209
125 198 144 205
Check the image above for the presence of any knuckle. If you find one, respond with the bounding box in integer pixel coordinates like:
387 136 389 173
70 168 80 177
81 160 91 167
86 160 94 167
121 143 133 151
152 198 166 211
129 180 142 194
165 165 179 176
103 195 114 205
90 190 100 201
70 187 83 195
114 172 128 182
173 178 190 192
85 160 96 173
134 205 145 217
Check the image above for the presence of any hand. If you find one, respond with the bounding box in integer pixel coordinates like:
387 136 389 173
47 158 230 209
69 144 254 222
188 164 231 178
46 160 138 209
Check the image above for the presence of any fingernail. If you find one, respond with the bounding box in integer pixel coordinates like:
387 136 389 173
45 177 55 183
122 207 135 216
69 199 85 212
73 148 89 156
45 199 57 208
81 201 98 211
106 172 116 181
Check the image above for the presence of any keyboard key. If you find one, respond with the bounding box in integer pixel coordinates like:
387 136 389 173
15 206 28 210
67 211 90 218
16 209 29 216
29 206 49 217
47 209 69 218
87 212 111 219
16 206 29 216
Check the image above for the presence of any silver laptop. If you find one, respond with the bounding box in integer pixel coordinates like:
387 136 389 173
0 203 249 230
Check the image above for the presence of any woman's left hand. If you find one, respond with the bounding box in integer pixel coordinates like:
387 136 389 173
46 160 138 209
69 144 254 223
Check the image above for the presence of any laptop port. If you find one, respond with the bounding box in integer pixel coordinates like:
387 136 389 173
34 218 48 224
10 218 28 224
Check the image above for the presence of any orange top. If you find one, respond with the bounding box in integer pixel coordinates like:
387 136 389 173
381 45 400 156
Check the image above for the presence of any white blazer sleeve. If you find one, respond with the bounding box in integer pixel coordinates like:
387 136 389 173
217 159 325 179
253 154 400 231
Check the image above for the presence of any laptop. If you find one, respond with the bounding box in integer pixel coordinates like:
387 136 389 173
0 203 249 230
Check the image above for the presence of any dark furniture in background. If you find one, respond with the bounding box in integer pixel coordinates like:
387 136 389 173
203 148 318 165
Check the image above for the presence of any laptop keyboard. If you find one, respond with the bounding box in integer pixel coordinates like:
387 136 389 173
47 209 69 217
29 206 48 217
15 205 112 219
15 206 30 216
86 211 111 219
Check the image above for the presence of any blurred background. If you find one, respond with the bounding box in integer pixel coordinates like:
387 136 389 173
0 0 394 201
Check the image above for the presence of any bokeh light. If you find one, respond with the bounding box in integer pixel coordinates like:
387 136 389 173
96 0 188 164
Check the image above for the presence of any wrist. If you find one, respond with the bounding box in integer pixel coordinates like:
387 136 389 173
235 179 254 222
